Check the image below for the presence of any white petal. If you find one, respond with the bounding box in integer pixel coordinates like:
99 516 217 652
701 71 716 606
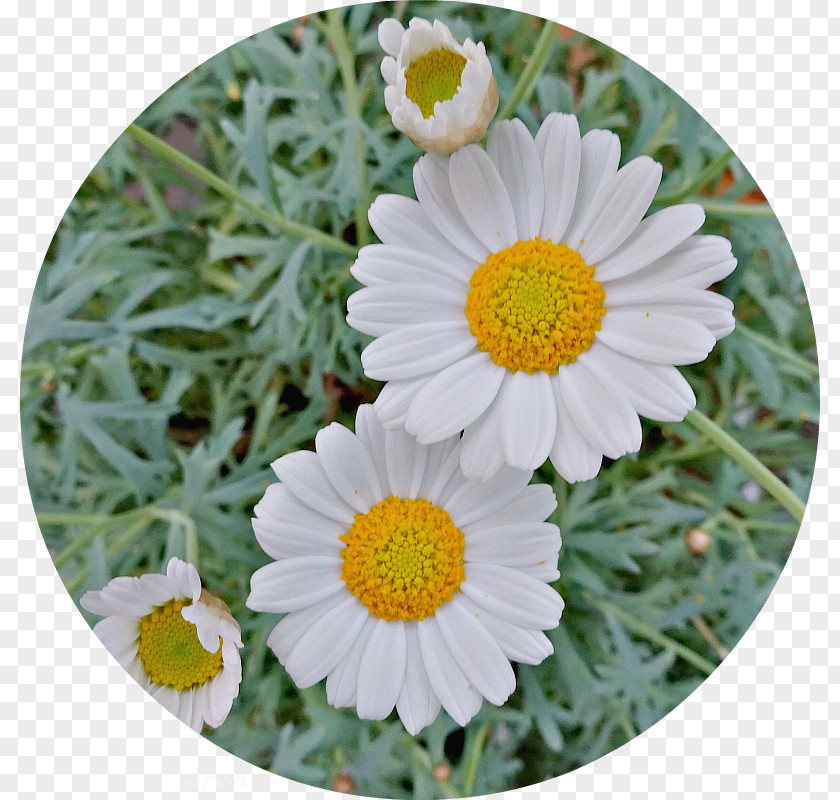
414 154 489 263
315 422 382 513
444 465 532 528
460 483 557 532
417 619 483 726
396 624 441 735
595 204 706 282
378 18 404 57
97 577 156 617
578 341 696 422
449 145 519 251
405 352 505 444
487 119 545 240
535 113 582 244
166 558 202 602
374 376 428 429
556 358 642 460
496 371 556 471
597 308 718 365
265 592 347 663
204 676 235 729
385 427 427 499
353 404 390 496
548 377 604 482
564 128 622 241
458 596 554 665
284 596 369 688
252 516 344 561
459 392 505 481
326 615 376 708
369 195 472 269
462 563 564 629
361 321 476 381
434 599 515 705
247 557 344 613
181 601 222 653
420 439 466 506
351 244 471 290
93 616 139 669
270 451 355 525
356 619 407 720
151 684 181 720
465 522 560 568
577 157 662 264
80 590 112 617
346 283 464 337
417 436 460 501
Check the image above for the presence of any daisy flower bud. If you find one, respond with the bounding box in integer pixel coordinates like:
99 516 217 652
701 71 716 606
378 17 498 155
80 558 243 732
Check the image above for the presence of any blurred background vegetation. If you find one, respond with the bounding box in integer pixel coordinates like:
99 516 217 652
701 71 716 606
20 3 817 797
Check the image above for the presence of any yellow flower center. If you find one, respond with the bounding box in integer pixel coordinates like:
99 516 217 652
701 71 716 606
404 48 467 118
465 238 606 374
340 496 465 622
136 598 223 691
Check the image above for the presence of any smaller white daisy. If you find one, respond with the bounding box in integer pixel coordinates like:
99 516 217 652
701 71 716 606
80 558 243 732
379 16 498 155
247 404 563 735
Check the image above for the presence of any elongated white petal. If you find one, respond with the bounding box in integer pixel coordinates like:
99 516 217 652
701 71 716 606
465 522 560 568
487 119 545 240
356 620 407 720
405 352 504 444
450 145 519 251
316 423 382 513
564 128 621 240
326 615 377 708
271 451 355 525
351 244 471 290
247 557 343 613
347 283 464 337
443 465 532 527
396 624 441 734
497 370 557 471
385 426 427 499
459 392 506 481
361 321 476 381
535 113 581 243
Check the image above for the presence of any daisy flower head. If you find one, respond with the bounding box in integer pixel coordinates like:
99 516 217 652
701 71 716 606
80 558 243 732
347 113 738 484
378 16 498 155
246 404 563 735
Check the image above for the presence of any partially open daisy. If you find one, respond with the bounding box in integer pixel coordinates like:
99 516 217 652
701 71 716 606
347 113 737 483
378 16 498 155
80 558 243 732
246 404 563 734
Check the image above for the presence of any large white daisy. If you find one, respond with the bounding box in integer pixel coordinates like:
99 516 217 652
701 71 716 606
347 113 737 483
80 558 243 732
246 404 563 734
378 16 498 155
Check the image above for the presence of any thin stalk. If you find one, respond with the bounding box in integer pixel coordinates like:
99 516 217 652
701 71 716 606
655 148 734 203
737 324 820 379
685 197 776 219
498 20 558 120
690 615 730 661
125 123 358 258
324 9 372 247
460 721 490 797
585 592 718 675
642 109 678 157
684 409 806 522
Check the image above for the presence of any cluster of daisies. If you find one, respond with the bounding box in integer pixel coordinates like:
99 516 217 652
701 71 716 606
81 17 735 735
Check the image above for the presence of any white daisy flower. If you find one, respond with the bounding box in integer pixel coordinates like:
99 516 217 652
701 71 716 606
378 16 498 155
347 113 737 484
80 557 243 732
246 404 563 735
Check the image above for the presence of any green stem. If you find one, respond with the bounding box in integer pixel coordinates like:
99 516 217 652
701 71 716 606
52 509 154 569
498 20 558 120
684 197 775 219
684 409 806 521
585 592 717 675
655 148 734 203
324 9 372 247
460 721 490 797
642 109 678 157
737 324 820 379
125 123 358 258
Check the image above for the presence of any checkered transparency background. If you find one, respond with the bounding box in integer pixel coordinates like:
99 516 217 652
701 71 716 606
3 0 837 797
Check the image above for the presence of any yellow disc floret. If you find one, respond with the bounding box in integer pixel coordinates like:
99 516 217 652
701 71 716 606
465 238 606 374
405 48 468 118
137 598 223 690
340 496 465 622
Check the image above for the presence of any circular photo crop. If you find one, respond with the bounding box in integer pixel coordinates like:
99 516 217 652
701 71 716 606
21 3 818 797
